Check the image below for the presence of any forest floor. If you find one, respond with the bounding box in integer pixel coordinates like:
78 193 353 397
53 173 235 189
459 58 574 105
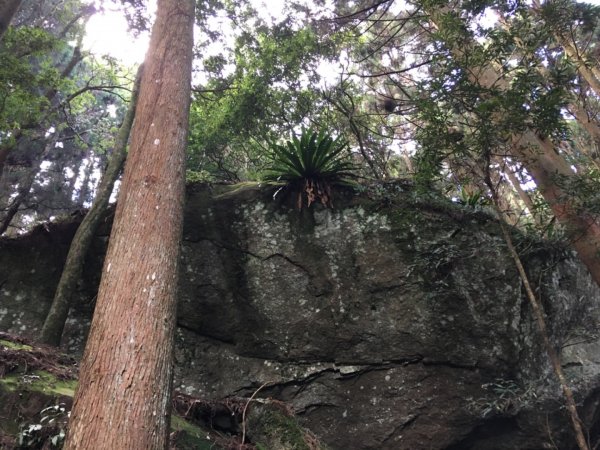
0 332 323 449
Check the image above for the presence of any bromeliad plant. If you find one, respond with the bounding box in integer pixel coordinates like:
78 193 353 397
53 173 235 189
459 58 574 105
263 128 356 209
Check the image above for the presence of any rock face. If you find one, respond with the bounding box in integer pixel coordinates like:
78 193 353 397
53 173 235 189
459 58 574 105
2 182 600 449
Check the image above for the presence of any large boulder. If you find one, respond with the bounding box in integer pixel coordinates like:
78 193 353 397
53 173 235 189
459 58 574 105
1 182 600 449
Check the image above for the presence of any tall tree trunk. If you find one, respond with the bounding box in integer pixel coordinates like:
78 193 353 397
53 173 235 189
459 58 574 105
555 39 600 97
0 0 22 41
63 0 194 448
75 154 94 206
428 6 600 288
39 65 143 347
512 135 600 284
569 102 600 167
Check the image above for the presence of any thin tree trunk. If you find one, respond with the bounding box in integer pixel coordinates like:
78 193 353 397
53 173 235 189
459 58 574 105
491 167 520 225
569 102 600 168
0 0 22 41
401 151 414 173
63 0 194 448
0 141 16 180
488 190 590 450
75 154 93 206
0 32 86 232
322 91 381 179
428 6 600 288
498 11 600 171
504 164 542 223
556 40 600 98
39 65 143 347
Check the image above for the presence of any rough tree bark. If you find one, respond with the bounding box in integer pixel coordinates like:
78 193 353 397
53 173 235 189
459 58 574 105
63 0 194 448
0 0 22 41
39 65 143 347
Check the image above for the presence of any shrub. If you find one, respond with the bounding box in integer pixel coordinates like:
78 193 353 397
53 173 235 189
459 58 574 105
262 128 356 209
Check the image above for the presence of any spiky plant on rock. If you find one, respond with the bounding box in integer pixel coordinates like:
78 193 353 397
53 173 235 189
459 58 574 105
263 128 356 209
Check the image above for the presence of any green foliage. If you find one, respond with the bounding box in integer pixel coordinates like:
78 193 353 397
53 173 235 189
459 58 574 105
253 409 317 450
468 379 536 418
0 26 64 135
264 128 353 181
541 0 600 37
17 403 69 449
185 169 215 183
556 168 600 216
517 190 563 241
187 18 338 181
457 187 490 208
411 1 580 207
263 127 356 209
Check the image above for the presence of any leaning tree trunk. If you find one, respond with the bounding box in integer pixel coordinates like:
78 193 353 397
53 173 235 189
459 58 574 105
486 155 591 450
63 0 194 448
512 136 600 286
569 102 600 167
428 6 600 289
0 0 22 41
503 163 542 226
39 65 143 347
487 187 590 450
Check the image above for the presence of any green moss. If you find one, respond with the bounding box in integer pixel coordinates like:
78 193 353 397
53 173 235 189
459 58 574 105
170 414 203 435
0 374 74 443
253 409 315 450
0 376 218 450
0 371 76 397
213 182 262 199
170 415 219 450
0 339 33 351
0 385 21 436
